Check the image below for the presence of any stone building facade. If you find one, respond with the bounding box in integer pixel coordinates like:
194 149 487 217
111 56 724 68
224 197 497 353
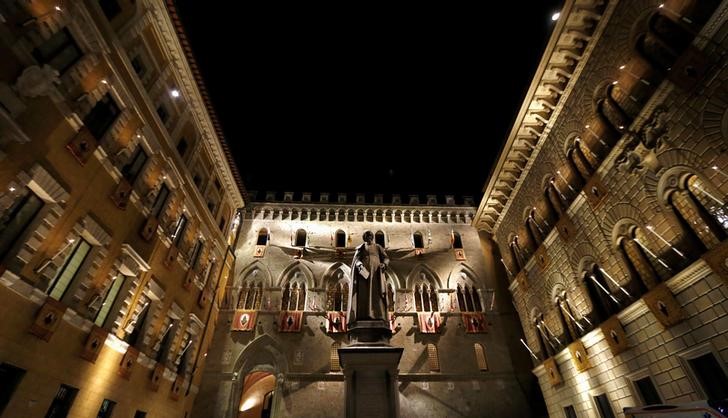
474 0 728 417
192 193 538 418
0 0 244 417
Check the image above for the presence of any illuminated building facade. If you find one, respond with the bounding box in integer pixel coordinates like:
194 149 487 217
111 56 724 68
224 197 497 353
0 0 244 416
475 0 728 417
193 192 538 417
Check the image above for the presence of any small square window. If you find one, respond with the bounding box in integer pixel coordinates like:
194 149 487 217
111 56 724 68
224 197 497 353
563 405 577 418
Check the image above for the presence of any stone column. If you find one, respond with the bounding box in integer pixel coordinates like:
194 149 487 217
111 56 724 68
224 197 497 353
338 345 403 418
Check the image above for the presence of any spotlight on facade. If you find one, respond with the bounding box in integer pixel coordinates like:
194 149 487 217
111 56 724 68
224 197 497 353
9 186 16 192
54 5 62 11
551 12 560 21
170 89 180 98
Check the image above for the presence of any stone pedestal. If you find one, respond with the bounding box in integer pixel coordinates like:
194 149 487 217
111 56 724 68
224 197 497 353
339 345 403 418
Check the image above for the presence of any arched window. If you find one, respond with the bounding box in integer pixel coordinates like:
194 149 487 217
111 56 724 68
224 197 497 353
375 230 386 247
617 227 659 293
326 274 349 312
238 282 263 310
281 271 307 311
330 342 341 372
584 265 621 323
554 295 575 344
474 343 488 371
256 228 269 246
526 210 544 247
335 230 346 248
451 232 463 249
567 138 595 180
427 344 440 372
667 175 728 249
545 180 566 218
533 315 555 360
294 229 307 247
413 231 424 249
634 13 692 73
509 236 525 271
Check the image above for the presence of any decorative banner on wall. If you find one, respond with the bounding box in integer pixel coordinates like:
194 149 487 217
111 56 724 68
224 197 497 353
417 312 441 334
231 310 257 331
29 298 67 341
80 325 108 363
462 312 488 333
326 311 347 333
279 311 303 332
253 245 266 258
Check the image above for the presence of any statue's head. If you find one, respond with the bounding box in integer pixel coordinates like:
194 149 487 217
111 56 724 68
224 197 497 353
362 231 374 242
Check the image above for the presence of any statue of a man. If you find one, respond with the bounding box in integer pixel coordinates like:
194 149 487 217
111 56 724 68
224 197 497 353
347 231 389 326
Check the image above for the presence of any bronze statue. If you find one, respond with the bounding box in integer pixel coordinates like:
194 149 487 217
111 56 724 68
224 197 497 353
347 231 389 326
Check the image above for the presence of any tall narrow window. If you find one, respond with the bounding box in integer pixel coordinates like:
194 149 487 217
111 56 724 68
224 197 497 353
330 342 341 372
94 275 124 327
96 399 116 418
99 0 121 20
0 363 25 415
555 296 575 344
31 28 82 73
375 231 386 247
121 146 148 183
593 393 615 418
688 352 728 399
0 189 43 261
456 285 466 312
563 405 577 418
155 320 177 363
45 384 79 418
133 411 147 418
633 376 661 405
150 184 169 218
83 94 120 140
257 229 269 246
413 232 424 248
294 229 307 247
452 232 463 249
474 343 488 371
335 230 346 248
48 239 92 300
125 300 150 347
414 285 423 312
172 215 187 246
427 344 440 372
189 240 203 268
296 283 306 311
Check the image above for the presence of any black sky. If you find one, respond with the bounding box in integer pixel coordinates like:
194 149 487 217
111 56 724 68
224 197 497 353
175 2 564 202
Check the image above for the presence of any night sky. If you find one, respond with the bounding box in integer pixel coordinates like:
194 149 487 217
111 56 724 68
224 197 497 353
175 2 564 202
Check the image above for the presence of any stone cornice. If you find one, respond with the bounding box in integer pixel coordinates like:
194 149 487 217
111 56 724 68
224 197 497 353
147 0 246 207
474 0 609 233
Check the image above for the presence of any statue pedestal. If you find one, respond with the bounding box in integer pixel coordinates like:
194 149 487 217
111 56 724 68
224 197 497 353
339 321 402 418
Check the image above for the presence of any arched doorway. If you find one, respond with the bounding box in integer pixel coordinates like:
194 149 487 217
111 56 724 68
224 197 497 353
238 371 276 418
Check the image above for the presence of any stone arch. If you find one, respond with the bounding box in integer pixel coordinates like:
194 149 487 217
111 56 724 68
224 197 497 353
601 202 648 241
445 263 480 288
237 261 273 288
405 264 442 289
321 262 352 286
277 261 316 288
611 218 641 248
656 163 718 205
567 238 600 270
228 334 288 418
